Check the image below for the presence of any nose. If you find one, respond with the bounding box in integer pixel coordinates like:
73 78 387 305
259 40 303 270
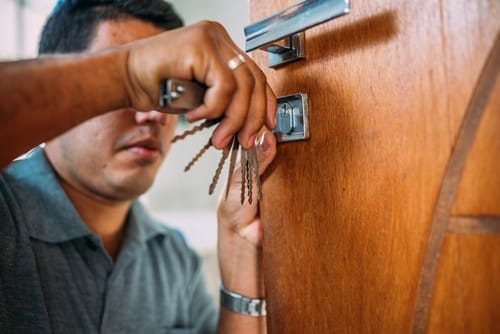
135 110 167 125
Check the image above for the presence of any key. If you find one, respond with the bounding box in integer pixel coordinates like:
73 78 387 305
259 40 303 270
240 146 247 205
245 149 253 205
240 145 262 205
179 133 263 204
184 138 212 172
250 146 263 202
209 144 231 195
171 117 222 143
162 79 265 203
171 117 222 172
225 136 240 200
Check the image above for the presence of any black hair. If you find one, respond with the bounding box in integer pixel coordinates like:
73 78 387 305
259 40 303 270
38 0 184 55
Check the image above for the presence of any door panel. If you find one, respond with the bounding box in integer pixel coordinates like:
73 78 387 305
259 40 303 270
250 0 500 332
451 78 500 216
427 235 500 334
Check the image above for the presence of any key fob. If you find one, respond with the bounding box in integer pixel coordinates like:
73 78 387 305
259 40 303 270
159 79 206 113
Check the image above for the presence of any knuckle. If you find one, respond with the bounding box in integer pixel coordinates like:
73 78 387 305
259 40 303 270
196 20 223 34
253 69 267 88
197 20 212 28
245 70 256 89
240 72 256 94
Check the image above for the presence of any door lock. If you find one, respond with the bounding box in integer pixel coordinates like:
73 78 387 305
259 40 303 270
273 93 309 142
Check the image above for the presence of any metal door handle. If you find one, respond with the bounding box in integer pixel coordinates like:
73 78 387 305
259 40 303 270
244 0 350 68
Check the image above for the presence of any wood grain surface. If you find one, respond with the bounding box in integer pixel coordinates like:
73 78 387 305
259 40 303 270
249 0 500 333
412 33 499 334
451 77 500 216
426 235 500 334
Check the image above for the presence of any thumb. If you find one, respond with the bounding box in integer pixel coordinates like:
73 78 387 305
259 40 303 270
255 129 277 176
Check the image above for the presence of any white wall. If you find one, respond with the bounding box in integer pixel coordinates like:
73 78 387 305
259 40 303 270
0 0 56 60
169 0 248 48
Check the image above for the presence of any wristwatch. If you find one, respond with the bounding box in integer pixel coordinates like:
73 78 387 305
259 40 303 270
220 285 267 317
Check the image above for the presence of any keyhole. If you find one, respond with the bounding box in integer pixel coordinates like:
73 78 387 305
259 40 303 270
278 102 295 134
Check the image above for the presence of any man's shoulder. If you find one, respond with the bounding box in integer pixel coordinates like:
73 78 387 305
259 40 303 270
0 155 35 223
1 147 51 189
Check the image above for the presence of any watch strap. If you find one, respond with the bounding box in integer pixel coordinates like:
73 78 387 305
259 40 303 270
220 285 267 317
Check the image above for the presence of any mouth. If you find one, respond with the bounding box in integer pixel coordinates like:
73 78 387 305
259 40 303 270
121 137 163 162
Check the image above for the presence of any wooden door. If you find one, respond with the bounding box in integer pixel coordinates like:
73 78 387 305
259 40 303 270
249 1 500 332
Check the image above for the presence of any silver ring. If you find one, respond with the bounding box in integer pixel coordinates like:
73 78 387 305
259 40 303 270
227 54 246 70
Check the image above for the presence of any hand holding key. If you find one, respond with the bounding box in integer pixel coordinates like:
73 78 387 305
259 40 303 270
172 116 265 206
171 120 276 245
126 20 276 150
217 130 277 246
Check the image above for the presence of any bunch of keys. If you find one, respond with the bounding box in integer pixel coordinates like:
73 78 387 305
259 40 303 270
161 79 263 205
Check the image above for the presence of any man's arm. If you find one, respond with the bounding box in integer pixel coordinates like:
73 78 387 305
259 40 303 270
0 21 276 169
216 130 277 333
0 52 129 168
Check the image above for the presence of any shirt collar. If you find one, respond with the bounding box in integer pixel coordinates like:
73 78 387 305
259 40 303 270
7 147 169 244
126 201 170 243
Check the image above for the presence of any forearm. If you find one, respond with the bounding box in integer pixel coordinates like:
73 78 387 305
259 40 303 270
0 50 130 168
217 225 267 333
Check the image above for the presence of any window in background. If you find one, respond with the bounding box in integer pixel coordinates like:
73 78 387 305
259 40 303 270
0 0 56 60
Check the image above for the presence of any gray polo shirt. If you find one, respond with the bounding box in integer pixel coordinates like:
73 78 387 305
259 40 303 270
0 148 217 333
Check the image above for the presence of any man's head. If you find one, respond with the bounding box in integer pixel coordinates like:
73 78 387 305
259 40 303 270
39 0 183 54
40 0 184 202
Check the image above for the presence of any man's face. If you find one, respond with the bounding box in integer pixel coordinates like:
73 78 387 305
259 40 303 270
45 19 177 201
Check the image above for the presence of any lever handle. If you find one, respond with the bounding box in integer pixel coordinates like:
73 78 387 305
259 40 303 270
244 0 350 67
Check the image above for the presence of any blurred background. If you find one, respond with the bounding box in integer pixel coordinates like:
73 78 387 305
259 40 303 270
0 0 250 302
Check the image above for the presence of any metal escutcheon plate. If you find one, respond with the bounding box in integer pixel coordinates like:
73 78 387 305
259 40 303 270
273 93 309 142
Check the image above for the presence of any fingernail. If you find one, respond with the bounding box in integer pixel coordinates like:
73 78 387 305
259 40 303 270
222 134 234 148
247 135 256 148
256 131 266 147
257 132 270 152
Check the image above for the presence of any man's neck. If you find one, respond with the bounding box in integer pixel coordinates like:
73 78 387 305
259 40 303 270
60 181 131 260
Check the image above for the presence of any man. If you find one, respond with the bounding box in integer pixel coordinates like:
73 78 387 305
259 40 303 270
0 0 276 333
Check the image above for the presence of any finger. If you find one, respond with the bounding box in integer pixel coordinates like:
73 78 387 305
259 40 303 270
266 85 277 130
209 24 276 147
234 59 267 149
210 60 255 149
208 23 270 149
181 23 238 123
